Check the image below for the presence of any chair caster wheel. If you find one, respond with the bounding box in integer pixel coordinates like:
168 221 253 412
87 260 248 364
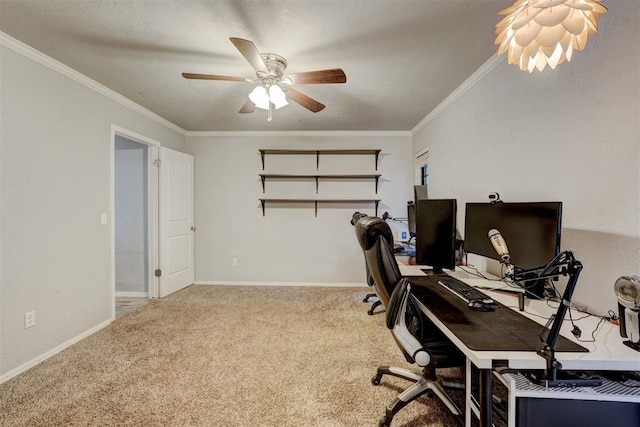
371 374 382 386
363 296 370 302
426 390 435 399
367 309 375 316
378 416 391 427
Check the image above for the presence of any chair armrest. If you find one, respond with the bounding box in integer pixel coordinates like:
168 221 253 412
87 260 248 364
387 278 431 367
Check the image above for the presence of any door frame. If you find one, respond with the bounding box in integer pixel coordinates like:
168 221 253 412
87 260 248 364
414 146 429 185
110 125 160 320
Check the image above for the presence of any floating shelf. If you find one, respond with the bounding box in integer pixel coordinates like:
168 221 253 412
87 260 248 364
259 148 381 170
259 198 380 217
259 173 381 194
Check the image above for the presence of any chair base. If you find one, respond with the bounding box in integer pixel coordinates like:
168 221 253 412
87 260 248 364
363 293 383 315
373 366 463 426
363 292 378 303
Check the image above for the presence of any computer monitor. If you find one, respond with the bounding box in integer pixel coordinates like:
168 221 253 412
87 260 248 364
415 199 457 273
464 202 562 270
414 185 428 201
407 202 417 238
464 202 562 297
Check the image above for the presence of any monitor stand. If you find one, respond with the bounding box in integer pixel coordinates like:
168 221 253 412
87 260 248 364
420 267 444 276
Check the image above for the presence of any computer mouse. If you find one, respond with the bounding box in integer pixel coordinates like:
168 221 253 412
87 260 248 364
468 300 495 312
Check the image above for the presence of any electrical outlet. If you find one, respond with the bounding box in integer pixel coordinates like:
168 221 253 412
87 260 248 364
25 311 36 329
232 258 238 266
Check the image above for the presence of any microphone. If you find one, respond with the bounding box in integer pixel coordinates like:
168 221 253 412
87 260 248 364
488 229 510 263
488 229 516 282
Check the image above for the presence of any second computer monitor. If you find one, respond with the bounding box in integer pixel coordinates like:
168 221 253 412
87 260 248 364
415 199 457 273
464 202 562 270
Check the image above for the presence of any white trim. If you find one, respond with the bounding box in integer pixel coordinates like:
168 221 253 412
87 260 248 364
186 130 411 138
193 281 367 288
115 292 149 298
411 54 505 135
0 319 111 384
413 147 429 185
0 31 186 136
414 146 429 158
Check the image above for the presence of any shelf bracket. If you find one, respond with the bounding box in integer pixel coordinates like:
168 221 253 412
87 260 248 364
260 151 266 170
374 200 380 217
375 176 379 194
316 151 320 171
261 176 266 193
260 200 266 216
375 151 379 170
315 176 319 194
314 201 318 217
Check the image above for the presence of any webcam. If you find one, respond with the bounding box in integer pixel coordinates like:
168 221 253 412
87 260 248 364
489 192 502 204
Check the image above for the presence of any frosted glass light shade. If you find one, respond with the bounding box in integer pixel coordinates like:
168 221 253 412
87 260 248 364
495 0 607 72
248 86 270 109
269 85 289 109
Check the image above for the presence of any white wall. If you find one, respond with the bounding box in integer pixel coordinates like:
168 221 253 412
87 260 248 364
413 2 640 315
114 137 148 294
185 133 413 285
0 42 186 377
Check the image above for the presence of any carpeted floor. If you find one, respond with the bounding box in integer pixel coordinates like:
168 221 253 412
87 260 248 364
0 285 464 426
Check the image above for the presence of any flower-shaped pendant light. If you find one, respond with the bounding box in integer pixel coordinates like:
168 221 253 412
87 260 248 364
495 0 608 72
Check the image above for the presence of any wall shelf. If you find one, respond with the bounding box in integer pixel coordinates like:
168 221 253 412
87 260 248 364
259 198 380 217
259 173 381 194
259 148 381 170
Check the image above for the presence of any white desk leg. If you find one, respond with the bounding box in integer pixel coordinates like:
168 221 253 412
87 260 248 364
465 358 472 427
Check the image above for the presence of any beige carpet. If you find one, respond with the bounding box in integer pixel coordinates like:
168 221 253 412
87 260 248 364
0 285 464 426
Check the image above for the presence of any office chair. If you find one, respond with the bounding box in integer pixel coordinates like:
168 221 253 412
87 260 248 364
360 217 464 426
351 212 382 315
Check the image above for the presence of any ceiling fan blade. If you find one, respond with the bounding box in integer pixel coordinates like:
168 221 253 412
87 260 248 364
286 68 347 84
239 101 255 114
182 73 245 82
286 88 326 113
229 37 268 74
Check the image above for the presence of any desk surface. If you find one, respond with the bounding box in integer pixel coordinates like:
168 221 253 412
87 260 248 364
407 275 586 353
403 266 640 371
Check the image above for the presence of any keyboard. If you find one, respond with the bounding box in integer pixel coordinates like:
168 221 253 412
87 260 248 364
437 276 494 304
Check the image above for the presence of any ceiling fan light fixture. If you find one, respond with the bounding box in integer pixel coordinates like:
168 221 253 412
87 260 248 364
269 84 289 110
248 85 270 110
495 0 607 72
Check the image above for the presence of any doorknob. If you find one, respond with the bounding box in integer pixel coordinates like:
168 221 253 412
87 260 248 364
190 226 196 231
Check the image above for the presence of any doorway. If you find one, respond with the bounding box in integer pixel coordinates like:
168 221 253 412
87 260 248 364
111 126 159 319
414 147 429 186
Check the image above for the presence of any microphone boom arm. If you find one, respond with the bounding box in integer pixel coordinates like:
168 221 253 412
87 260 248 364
518 251 586 384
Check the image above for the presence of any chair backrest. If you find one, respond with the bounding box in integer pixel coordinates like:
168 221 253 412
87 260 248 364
352 213 375 287
360 216 402 306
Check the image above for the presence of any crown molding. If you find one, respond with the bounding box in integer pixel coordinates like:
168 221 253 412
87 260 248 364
0 31 187 136
411 53 505 135
186 130 412 138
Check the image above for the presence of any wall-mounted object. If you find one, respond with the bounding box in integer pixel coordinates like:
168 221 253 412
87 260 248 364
258 148 382 217
259 148 381 170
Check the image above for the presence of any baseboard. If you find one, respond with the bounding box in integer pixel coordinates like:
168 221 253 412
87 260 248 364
193 281 367 288
0 319 112 384
115 291 149 298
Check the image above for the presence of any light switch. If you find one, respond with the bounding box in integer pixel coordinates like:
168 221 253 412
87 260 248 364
101 213 108 225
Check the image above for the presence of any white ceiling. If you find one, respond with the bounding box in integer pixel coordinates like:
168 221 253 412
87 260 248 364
0 0 506 132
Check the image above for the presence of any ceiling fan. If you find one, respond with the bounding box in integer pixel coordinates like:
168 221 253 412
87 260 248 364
182 38 346 122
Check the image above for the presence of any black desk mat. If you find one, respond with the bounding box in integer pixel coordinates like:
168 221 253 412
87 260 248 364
408 275 588 352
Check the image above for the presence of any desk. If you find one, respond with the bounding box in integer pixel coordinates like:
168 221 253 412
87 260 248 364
403 267 640 427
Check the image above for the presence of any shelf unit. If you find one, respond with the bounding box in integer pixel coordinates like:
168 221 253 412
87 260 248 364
259 173 381 194
259 148 381 170
258 148 382 217
259 198 381 217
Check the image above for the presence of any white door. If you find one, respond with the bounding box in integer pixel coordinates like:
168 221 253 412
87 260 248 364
158 147 195 297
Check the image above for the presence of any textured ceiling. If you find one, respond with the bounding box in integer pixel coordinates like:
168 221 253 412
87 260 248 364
0 0 506 132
